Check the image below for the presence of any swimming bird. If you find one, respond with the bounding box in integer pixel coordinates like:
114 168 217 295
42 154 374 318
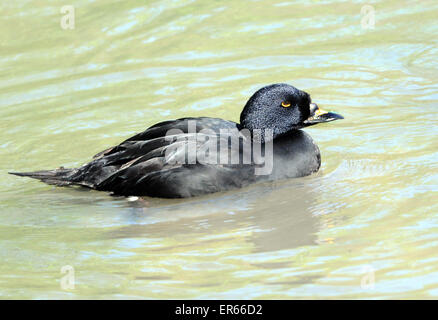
10 83 343 198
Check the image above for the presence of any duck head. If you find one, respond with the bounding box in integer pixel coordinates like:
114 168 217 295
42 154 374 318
239 83 343 142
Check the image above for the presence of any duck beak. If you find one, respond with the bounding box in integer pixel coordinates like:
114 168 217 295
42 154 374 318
303 103 344 126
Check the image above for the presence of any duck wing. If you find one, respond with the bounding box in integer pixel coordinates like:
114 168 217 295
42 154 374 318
69 117 255 197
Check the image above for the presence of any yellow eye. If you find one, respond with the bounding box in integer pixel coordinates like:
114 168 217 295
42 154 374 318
281 102 291 108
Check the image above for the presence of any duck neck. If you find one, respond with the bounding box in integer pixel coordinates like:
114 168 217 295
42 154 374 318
237 123 300 143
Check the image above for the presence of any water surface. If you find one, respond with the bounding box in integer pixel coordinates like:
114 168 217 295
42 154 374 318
1 0 437 299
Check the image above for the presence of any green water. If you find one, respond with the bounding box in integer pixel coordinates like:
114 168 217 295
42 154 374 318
1 0 437 299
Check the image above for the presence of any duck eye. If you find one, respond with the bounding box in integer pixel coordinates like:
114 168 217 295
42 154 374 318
281 102 291 108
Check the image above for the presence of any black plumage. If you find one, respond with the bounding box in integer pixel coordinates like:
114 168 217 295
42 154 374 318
10 83 343 198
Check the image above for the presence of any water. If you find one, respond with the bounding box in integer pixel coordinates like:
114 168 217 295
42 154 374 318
1 0 437 299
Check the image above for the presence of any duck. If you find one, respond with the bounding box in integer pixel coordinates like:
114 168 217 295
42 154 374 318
10 83 343 198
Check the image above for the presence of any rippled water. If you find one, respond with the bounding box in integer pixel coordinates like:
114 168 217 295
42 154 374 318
1 0 437 299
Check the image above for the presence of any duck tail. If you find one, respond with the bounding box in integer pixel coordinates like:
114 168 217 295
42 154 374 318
8 167 76 186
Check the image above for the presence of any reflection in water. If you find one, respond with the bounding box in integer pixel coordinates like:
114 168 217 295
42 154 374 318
1 0 438 299
114 180 320 253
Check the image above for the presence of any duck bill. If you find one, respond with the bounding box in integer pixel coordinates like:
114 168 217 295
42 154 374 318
303 103 344 127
